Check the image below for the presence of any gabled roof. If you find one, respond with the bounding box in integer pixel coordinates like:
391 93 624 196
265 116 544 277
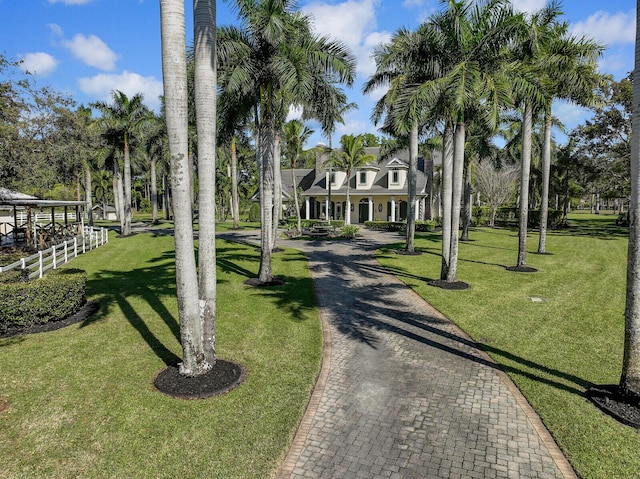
0 187 37 201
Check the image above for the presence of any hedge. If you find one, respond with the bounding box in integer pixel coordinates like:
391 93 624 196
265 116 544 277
0 268 87 333
472 206 564 229
364 220 437 232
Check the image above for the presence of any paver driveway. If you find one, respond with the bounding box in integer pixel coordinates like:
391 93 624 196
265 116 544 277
223 229 576 479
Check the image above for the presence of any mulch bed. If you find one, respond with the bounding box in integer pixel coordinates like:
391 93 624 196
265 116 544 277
395 249 423 256
244 277 286 287
505 265 538 273
0 301 99 339
428 279 470 290
586 385 640 429
153 360 246 399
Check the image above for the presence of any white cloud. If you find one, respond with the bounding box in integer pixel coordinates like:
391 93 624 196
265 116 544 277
303 0 391 77
286 105 304 122
78 71 164 111
552 99 593 131
47 23 64 38
571 10 636 46
62 33 118 71
48 0 95 5
19 52 58 77
510 0 547 14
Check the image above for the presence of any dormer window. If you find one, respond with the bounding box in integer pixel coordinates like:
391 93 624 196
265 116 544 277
391 170 399 184
330 172 336 185
359 171 367 184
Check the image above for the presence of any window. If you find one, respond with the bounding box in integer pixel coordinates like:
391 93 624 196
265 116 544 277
330 172 336 185
391 170 399 184
359 171 367 184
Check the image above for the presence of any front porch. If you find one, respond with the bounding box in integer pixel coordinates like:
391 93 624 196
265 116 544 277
303 194 424 224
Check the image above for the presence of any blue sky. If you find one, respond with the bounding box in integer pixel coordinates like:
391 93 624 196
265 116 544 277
0 0 636 148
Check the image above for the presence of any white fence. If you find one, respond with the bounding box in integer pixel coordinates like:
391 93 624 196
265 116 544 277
0 227 108 280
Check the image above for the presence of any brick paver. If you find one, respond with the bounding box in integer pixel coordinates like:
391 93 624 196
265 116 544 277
222 229 576 479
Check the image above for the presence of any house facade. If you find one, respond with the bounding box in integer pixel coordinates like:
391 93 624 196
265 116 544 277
281 147 435 224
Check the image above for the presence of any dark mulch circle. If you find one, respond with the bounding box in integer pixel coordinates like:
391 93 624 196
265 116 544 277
254 247 285 253
532 251 554 256
586 385 640 429
428 279 470 290
153 360 246 399
505 265 538 273
0 301 99 339
244 277 286 287
395 249 423 256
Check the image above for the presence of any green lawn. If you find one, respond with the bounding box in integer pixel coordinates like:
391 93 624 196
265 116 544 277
376 212 640 479
0 232 321 478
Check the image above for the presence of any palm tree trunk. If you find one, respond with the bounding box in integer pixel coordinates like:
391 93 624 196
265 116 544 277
345 173 351 225
123 137 133 236
447 121 465 283
151 156 158 225
113 171 120 222
517 102 533 267
114 161 125 232
460 160 471 242
426 159 434 221
258 119 274 282
231 136 240 229
440 120 454 280
538 111 552 254
271 129 282 251
292 165 302 234
620 11 640 398
406 122 418 253
85 167 93 227
160 0 203 377
194 0 217 369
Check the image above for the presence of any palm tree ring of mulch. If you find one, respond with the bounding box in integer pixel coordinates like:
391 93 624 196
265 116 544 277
586 385 640 429
427 279 470 290
243 277 286 287
505 265 538 273
153 360 246 399
254 247 285 253
395 249 423 256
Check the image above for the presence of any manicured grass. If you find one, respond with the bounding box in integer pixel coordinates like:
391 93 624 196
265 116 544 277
0 232 321 478
376 212 640 479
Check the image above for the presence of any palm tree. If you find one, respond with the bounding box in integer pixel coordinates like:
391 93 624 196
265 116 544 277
282 119 313 234
620 0 640 401
217 0 355 283
92 91 151 236
160 0 206 376
144 113 168 225
534 19 605 254
324 134 376 225
365 26 429 254
398 0 519 283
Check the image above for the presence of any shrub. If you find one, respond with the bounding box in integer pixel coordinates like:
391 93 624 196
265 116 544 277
527 209 565 229
415 220 437 232
340 225 360 239
364 221 404 231
616 212 630 226
248 203 260 222
472 206 491 226
0 268 87 333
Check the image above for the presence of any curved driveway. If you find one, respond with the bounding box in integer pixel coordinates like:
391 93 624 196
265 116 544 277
222 228 576 479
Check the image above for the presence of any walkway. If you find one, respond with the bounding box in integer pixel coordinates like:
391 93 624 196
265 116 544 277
221 228 576 479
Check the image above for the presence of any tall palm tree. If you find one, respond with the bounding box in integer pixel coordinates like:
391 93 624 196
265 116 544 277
193 0 218 369
144 113 168 225
365 26 429 254
160 0 205 376
620 0 640 400
217 0 355 283
92 91 151 236
282 119 313 234
323 134 375 225
534 19 605 254
398 0 519 283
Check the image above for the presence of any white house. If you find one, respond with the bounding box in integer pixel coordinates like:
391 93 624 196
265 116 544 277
281 147 436 224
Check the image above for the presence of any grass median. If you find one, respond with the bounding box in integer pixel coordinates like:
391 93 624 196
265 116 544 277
0 231 321 478
376 212 640 479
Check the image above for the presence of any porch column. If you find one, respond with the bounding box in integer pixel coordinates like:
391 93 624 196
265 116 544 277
415 199 419 220
391 196 396 222
325 196 329 221
305 197 310 220
368 196 373 222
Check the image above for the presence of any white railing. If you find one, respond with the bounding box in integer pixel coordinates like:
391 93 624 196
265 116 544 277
0 227 108 280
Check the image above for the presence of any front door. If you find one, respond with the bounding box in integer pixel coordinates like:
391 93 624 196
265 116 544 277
358 199 369 223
